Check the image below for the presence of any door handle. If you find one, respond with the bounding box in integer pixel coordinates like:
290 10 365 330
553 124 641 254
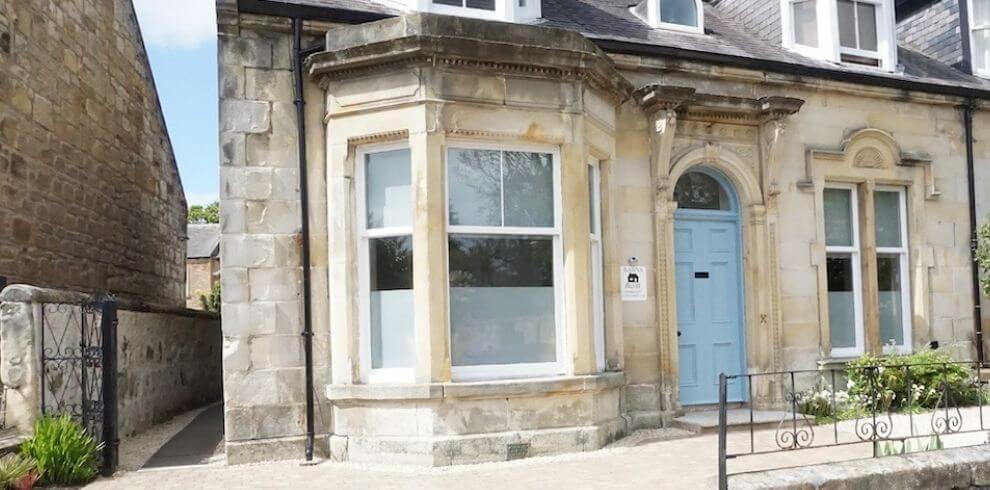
677 331 682 337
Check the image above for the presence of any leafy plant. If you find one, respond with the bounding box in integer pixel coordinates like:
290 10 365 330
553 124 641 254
846 351 978 411
0 453 37 490
200 281 221 313
20 416 102 486
188 202 220 224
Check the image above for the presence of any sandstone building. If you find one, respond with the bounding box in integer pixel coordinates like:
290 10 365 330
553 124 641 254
186 223 221 309
0 0 187 306
217 0 990 465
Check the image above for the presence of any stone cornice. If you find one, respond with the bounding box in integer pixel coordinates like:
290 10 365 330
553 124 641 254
306 13 634 104
634 84 804 125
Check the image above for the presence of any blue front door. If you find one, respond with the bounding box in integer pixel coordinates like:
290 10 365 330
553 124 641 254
675 215 746 405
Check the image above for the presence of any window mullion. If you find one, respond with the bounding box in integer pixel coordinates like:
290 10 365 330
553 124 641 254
499 150 506 227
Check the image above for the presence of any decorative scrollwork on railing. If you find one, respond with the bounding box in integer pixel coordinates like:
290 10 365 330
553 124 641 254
854 415 893 441
931 385 963 435
775 391 815 450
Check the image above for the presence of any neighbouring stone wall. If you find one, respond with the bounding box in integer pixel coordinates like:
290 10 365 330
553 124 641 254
117 308 222 437
0 0 187 307
897 0 965 69
216 0 332 464
186 258 219 309
0 285 221 437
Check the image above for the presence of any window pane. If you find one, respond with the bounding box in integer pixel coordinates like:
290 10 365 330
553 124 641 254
660 0 699 27
365 149 411 229
465 0 495 9
874 191 902 248
827 254 857 349
824 188 854 247
503 151 554 227
838 0 857 49
674 172 730 211
588 166 599 235
856 2 877 51
793 0 819 47
448 148 501 226
975 0 990 26
433 0 462 5
975 28 990 72
449 235 556 366
369 236 413 369
877 254 905 347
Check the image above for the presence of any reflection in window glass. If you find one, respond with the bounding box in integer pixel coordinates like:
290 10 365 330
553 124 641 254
448 236 556 366
857 2 877 51
464 0 495 9
369 236 414 369
838 0 878 52
874 191 902 248
792 0 819 47
877 254 904 347
838 0 856 48
504 152 554 227
448 149 501 226
365 149 411 229
975 28 990 72
824 187 854 247
660 0 698 27
674 172 730 211
827 254 856 349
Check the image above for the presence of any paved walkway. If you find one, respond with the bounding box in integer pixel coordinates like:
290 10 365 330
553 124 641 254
142 404 223 469
86 407 990 489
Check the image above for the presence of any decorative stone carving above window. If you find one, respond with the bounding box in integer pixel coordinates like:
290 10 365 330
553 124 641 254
853 147 886 169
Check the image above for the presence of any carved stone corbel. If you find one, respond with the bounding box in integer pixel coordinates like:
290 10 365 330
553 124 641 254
633 85 696 194
758 97 804 200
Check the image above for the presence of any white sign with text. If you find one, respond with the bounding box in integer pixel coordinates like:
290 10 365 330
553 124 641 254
620 266 647 302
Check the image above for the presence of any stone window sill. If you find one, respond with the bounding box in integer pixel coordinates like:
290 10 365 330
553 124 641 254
325 371 626 402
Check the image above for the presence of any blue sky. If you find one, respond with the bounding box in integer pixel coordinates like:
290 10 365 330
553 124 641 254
134 0 219 206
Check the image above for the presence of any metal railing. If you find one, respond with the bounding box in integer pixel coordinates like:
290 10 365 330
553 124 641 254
718 360 990 489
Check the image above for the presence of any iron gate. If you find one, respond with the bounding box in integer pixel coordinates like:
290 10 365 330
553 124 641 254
39 299 118 476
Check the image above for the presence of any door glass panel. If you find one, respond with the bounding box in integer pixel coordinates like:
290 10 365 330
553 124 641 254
824 188 854 247
874 190 902 248
674 172 730 211
365 149 411 229
827 253 857 349
856 2 878 51
503 151 554 227
660 0 698 26
877 254 905 347
838 0 857 48
448 235 556 366
448 149 501 226
369 236 414 369
793 0 819 47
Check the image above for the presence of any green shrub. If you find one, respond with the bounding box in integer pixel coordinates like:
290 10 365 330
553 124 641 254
846 351 978 411
0 453 38 489
20 416 102 486
200 281 221 313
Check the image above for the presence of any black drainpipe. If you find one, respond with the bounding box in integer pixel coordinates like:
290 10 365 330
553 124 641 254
292 17 318 462
964 99 985 366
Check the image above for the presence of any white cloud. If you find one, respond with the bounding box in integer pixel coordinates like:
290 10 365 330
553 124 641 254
133 0 217 50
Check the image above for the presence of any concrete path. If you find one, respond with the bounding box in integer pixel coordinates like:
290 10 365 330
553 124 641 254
141 404 224 469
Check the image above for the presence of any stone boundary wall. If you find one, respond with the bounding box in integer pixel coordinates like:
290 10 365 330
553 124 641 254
0 285 221 437
731 445 990 489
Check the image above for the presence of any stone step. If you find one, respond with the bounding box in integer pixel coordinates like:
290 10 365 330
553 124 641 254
0 428 27 455
671 408 794 435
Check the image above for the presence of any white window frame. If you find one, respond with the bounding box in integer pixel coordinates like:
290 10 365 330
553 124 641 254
444 141 566 381
588 158 606 372
875 186 912 354
645 0 705 33
356 142 415 384
969 0 990 77
780 0 897 71
825 183 866 358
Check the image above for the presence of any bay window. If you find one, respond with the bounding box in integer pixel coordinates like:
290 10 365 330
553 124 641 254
824 185 865 357
874 188 911 352
358 146 415 382
446 145 564 379
970 0 990 76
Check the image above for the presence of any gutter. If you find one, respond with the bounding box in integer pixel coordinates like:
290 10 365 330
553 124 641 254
963 99 985 366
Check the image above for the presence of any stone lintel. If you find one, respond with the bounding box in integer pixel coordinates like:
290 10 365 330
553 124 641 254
326 371 626 402
306 13 634 103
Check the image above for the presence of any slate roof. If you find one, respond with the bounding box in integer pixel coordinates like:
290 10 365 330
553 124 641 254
248 0 990 94
187 224 221 260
